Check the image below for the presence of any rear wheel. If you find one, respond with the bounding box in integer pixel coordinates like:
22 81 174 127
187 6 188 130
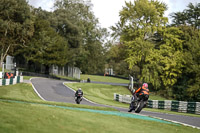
135 101 144 113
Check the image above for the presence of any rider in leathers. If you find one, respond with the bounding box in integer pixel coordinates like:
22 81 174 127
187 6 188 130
128 83 149 112
75 88 83 101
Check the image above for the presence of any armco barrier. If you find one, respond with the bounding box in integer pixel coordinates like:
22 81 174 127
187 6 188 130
114 93 200 115
0 76 23 86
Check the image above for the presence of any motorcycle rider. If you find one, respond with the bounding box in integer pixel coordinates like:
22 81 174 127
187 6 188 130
75 88 83 101
128 82 149 112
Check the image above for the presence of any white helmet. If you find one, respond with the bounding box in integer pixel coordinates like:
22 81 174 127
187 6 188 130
78 88 82 91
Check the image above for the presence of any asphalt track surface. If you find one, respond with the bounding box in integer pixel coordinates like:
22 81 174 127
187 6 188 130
30 78 200 129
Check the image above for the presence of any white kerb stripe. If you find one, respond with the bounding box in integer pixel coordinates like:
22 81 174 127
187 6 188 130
30 78 46 101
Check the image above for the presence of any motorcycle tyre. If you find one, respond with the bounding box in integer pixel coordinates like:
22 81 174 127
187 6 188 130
76 98 81 104
135 101 144 113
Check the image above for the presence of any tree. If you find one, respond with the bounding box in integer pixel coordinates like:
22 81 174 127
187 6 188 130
171 3 200 29
173 26 200 101
18 9 68 74
117 0 167 78
170 2 200 101
105 42 131 76
52 0 108 74
0 0 34 67
111 0 186 97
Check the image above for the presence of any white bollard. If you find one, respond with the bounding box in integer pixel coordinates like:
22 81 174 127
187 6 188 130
0 72 2 79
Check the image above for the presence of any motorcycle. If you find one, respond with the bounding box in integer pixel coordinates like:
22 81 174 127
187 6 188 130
129 95 147 113
75 92 83 104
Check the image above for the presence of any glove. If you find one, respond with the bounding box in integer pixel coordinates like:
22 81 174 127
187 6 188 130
132 89 135 93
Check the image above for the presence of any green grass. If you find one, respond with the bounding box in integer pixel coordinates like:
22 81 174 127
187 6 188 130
65 83 131 108
0 82 200 132
0 83 41 102
1 101 199 133
80 74 129 83
23 76 34 80
54 75 80 81
149 92 170 101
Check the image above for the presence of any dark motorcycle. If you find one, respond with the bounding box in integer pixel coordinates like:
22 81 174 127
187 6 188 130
129 95 147 113
75 92 83 104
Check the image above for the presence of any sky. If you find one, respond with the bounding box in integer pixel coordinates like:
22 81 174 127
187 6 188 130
28 0 199 29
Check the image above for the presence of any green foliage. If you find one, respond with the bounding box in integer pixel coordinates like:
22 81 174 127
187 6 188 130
171 3 200 29
15 9 69 74
105 42 130 76
110 0 200 101
0 0 108 74
118 0 170 89
119 0 167 41
0 0 34 65
174 27 200 101
170 3 200 101
52 0 108 74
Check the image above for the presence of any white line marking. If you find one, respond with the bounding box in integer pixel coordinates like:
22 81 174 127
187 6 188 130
30 78 46 101
150 115 200 129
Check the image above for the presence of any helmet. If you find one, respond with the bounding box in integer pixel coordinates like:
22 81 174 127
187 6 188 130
78 88 82 91
143 83 148 88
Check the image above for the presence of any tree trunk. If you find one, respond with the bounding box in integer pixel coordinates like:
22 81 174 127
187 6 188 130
45 65 50 75
0 44 11 68
0 53 4 68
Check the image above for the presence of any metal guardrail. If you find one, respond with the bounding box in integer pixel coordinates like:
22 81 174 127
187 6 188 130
114 93 200 115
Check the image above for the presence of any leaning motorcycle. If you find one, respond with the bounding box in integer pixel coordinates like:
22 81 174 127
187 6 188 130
134 97 147 113
129 95 147 113
75 92 82 104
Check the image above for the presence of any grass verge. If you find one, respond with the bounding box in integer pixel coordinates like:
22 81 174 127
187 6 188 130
80 74 129 83
65 82 131 108
1 100 200 133
0 82 200 132
23 76 33 80
52 75 80 81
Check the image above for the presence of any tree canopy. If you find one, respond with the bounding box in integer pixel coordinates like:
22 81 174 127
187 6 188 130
110 1 200 101
0 0 108 74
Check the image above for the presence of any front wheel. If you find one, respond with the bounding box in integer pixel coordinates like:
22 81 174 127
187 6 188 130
75 97 81 104
135 101 144 113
